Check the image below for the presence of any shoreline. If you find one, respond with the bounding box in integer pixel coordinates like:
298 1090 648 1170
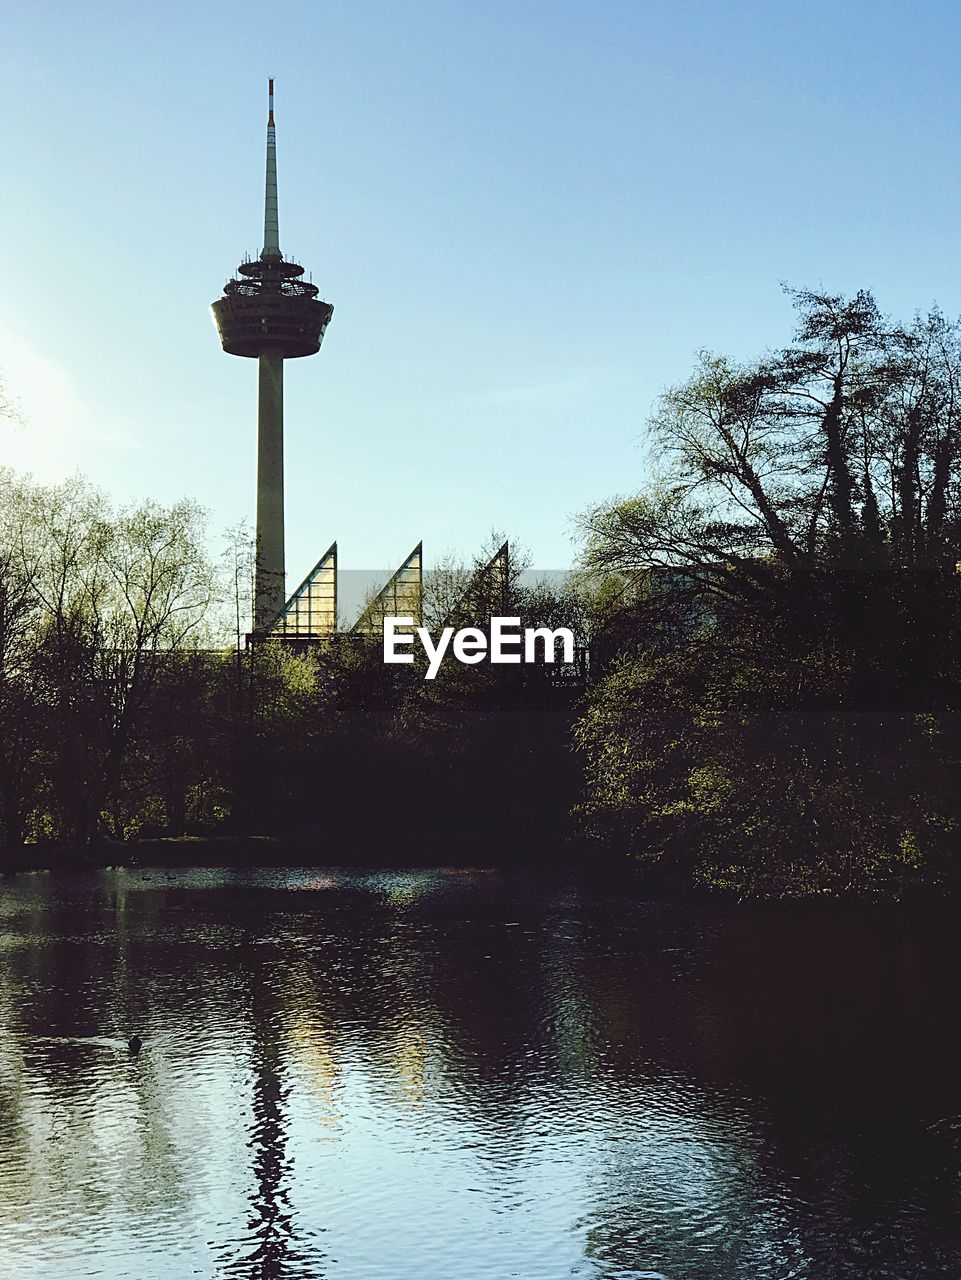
3 837 961 909
0 833 608 876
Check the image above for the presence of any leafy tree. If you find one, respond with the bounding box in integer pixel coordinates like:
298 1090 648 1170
576 289 961 898
0 472 216 846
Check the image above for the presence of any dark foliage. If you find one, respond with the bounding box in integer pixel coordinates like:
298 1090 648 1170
576 289 961 897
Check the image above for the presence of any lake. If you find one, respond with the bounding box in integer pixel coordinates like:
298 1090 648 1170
1 865 960 1279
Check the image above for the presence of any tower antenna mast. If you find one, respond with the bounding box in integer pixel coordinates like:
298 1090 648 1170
262 78 280 260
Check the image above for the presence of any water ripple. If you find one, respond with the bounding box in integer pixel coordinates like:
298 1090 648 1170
0 868 960 1277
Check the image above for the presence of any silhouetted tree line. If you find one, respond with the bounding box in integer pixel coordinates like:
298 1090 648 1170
4 287 961 896
0 488 584 854
226 544 588 855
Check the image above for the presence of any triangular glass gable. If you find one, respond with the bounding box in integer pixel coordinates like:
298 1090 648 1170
270 542 337 638
351 543 423 635
442 540 509 627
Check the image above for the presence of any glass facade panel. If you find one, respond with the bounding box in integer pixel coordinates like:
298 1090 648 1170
351 544 423 636
270 542 337 638
442 541 509 628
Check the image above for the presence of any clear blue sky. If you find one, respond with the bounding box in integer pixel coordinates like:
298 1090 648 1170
1 0 959 579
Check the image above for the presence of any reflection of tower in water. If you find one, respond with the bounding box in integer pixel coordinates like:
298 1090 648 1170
220 963 328 1280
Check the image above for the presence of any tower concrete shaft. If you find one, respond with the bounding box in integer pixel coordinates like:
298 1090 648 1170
256 353 285 627
211 80 334 635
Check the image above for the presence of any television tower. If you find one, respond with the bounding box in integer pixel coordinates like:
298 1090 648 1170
212 80 334 634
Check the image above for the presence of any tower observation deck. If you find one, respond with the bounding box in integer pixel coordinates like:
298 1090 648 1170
212 80 334 633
